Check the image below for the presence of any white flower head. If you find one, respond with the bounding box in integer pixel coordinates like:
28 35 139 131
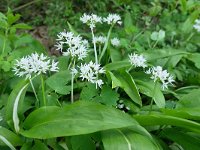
80 13 102 29
129 53 147 68
13 53 59 79
145 66 175 90
79 61 105 88
103 14 122 25
55 31 88 60
111 37 120 47
93 36 107 44
193 19 200 32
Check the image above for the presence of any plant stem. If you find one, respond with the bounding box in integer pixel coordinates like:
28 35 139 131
149 80 158 114
71 59 76 103
91 28 98 64
99 25 114 63
40 75 46 106
29 78 39 104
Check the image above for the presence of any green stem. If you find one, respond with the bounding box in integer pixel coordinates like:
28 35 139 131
152 40 159 49
149 80 158 114
91 28 98 64
99 25 114 63
29 78 39 105
40 75 46 106
71 59 76 103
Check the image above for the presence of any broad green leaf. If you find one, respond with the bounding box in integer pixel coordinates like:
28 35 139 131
79 83 98 101
109 71 142 106
136 80 165 108
187 53 200 69
160 128 200 150
31 140 49 150
5 79 29 130
133 113 200 133
143 49 187 62
70 135 95 150
46 70 71 95
0 126 23 147
21 101 141 139
102 129 160 150
105 61 130 71
12 23 32 30
163 108 200 120
99 86 119 106
176 89 200 108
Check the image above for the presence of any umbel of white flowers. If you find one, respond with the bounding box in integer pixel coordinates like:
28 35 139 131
111 37 120 47
55 31 89 60
72 61 105 88
193 19 200 32
145 66 174 90
129 53 147 68
13 53 59 79
80 13 122 29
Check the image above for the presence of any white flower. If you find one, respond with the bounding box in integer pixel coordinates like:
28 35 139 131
111 37 120 47
193 19 200 32
103 14 122 25
55 31 88 60
80 13 102 29
13 53 59 79
93 36 107 44
71 68 78 76
129 53 147 68
145 66 174 90
79 61 105 88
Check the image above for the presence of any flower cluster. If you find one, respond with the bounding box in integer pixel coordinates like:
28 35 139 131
80 13 102 29
93 36 107 44
55 31 88 60
80 13 122 29
103 14 122 25
193 19 200 32
79 61 105 88
111 37 120 47
145 66 174 90
13 53 59 79
129 53 147 68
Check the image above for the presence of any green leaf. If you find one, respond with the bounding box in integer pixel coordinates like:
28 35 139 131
109 71 142 106
70 135 95 150
5 79 29 131
102 129 159 150
105 61 130 71
0 126 23 147
46 70 71 95
176 89 200 108
12 23 32 30
160 128 200 150
31 140 49 150
99 86 119 106
136 80 165 108
21 101 141 139
79 83 98 101
187 53 200 69
133 113 200 133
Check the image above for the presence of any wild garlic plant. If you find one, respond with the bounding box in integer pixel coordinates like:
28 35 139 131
12 52 59 132
55 13 122 103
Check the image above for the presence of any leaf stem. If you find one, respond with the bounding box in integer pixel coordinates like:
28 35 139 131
71 59 76 103
149 80 158 114
29 77 39 105
91 28 98 64
41 75 46 106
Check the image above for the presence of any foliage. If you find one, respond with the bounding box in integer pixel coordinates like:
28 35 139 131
0 0 200 149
